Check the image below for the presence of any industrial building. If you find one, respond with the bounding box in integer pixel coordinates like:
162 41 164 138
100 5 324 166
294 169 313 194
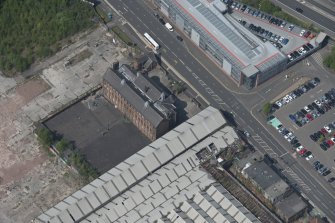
243 161 292 204
35 106 269 223
154 0 288 89
243 161 308 222
102 64 176 141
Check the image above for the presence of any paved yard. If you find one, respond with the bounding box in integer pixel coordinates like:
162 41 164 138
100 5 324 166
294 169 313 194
44 94 150 173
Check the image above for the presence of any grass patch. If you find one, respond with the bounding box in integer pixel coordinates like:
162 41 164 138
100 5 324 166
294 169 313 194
324 46 335 71
111 26 135 46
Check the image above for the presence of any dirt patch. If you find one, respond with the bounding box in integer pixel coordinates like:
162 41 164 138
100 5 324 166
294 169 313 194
15 77 50 104
0 153 47 185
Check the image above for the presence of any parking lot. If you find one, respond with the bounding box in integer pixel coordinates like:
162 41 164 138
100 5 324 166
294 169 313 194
230 2 317 61
273 78 335 182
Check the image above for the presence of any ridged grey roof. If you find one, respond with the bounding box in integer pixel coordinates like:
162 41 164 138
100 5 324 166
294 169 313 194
103 68 164 128
33 107 261 223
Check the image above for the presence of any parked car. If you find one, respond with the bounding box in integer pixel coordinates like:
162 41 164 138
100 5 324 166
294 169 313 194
176 35 183 41
307 43 314 49
288 24 294 31
326 139 334 146
320 143 328 151
306 152 314 161
159 18 165 25
324 125 332 133
304 31 311 38
313 161 321 170
296 145 304 152
300 30 306 37
296 8 303 13
299 148 307 155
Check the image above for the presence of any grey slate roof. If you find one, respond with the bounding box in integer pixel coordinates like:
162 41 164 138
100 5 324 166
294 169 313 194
118 64 162 102
34 107 261 223
103 68 164 128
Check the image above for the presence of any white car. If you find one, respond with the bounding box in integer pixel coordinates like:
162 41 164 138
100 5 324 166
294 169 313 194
314 100 322 107
290 93 297 99
275 100 282 107
284 132 293 139
288 54 293 61
324 126 331 133
300 30 305 36
300 47 306 54
331 137 335 143
298 49 304 55
287 135 296 142
296 145 304 152
288 24 294 31
304 106 311 113
165 23 174 32
306 153 314 161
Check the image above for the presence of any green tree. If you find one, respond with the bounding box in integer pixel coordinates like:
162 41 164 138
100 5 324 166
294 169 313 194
56 138 71 153
36 127 53 148
263 102 272 115
0 0 95 75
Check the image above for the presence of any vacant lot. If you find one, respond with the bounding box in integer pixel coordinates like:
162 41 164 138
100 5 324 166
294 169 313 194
0 25 131 222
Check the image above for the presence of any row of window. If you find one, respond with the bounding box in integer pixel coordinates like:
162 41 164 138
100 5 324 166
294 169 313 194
103 84 156 140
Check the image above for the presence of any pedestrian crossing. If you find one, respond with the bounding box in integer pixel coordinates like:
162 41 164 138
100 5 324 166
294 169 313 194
252 135 277 157
311 52 324 68
282 167 312 192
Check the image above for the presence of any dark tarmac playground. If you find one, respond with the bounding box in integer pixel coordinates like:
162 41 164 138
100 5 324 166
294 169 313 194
44 93 150 173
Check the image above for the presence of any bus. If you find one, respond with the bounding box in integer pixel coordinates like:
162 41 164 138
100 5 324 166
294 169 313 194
144 32 160 50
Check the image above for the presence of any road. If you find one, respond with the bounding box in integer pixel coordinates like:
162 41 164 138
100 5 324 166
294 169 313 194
272 0 335 38
105 0 335 220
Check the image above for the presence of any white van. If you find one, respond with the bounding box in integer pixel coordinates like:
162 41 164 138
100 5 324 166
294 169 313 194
165 23 173 32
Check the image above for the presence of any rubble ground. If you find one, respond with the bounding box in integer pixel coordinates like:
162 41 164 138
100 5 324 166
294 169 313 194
0 26 130 223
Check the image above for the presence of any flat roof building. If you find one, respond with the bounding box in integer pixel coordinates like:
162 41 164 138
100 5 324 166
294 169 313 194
243 161 291 204
34 107 265 223
154 0 288 89
243 161 308 222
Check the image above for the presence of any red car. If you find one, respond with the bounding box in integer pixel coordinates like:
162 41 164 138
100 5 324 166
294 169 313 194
306 114 313 121
299 148 307 155
321 128 328 135
327 140 334 146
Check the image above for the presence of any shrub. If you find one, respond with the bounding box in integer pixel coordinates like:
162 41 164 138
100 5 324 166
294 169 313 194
263 102 272 115
36 127 53 148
